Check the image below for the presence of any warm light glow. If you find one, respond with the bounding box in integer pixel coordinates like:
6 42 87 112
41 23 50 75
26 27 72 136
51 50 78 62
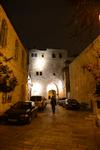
58 80 63 90
99 14 100 22
35 59 45 70
47 81 63 93
57 80 63 97
31 82 42 95
28 75 31 85
47 83 57 92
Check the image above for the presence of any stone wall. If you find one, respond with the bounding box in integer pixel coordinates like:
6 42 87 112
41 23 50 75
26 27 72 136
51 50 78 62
69 35 100 109
0 5 28 114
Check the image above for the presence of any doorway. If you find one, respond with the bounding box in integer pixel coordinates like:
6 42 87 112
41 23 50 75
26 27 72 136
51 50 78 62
48 90 56 99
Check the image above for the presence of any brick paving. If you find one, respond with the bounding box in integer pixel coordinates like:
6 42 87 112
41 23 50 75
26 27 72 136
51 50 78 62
0 104 100 150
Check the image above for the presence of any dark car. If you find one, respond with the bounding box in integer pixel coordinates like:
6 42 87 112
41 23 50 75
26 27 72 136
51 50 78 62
65 99 80 110
3 101 38 124
58 98 68 107
30 96 47 111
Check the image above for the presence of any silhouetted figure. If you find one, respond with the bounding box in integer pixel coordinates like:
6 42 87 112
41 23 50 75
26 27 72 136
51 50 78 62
50 96 56 114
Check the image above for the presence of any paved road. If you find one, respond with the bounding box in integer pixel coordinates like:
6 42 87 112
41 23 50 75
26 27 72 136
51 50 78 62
0 104 100 150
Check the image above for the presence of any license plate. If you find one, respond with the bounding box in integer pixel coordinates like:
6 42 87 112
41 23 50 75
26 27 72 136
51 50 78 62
8 118 17 122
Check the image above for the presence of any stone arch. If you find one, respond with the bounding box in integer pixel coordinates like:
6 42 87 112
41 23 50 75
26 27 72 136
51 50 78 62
47 82 59 99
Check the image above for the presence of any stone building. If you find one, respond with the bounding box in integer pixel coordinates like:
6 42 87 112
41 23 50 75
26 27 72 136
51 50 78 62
29 49 68 99
69 35 100 117
63 57 74 99
0 5 28 115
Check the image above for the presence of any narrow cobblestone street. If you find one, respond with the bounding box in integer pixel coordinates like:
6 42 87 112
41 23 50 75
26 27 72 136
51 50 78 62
0 104 100 150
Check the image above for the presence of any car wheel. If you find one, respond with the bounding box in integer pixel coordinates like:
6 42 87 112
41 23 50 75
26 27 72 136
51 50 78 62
41 107 44 111
35 112 37 117
3 117 8 123
27 115 32 124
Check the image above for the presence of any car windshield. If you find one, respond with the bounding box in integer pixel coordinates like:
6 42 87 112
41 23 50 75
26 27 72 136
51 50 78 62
12 102 31 109
68 99 77 103
30 96 42 101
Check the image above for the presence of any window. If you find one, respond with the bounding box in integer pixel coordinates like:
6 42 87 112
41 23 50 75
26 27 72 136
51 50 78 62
52 53 56 58
40 72 42 75
22 50 25 68
35 53 37 57
59 53 62 58
31 53 37 57
97 100 100 108
42 54 44 57
31 53 34 57
0 19 8 48
36 72 42 76
36 72 39 75
14 39 19 60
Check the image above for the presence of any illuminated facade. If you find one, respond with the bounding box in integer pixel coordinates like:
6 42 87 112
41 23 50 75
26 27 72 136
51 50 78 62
0 5 28 115
29 49 68 99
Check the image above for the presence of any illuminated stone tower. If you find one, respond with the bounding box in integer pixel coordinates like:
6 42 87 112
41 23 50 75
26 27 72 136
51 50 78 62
29 49 68 99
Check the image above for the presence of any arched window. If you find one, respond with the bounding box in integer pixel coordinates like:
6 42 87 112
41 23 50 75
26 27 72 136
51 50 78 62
0 19 8 47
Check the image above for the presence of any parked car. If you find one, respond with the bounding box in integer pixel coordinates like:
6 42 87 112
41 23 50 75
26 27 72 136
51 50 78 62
65 99 80 110
2 101 38 124
80 102 89 111
58 98 68 107
30 96 47 111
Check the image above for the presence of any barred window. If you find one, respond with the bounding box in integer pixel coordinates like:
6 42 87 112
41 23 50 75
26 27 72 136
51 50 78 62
0 19 8 48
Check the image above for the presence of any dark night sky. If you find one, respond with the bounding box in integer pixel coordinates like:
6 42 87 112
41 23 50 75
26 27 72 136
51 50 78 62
1 0 100 56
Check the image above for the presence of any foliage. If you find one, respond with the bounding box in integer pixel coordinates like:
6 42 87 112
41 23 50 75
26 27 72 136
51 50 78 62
0 53 18 93
82 59 100 96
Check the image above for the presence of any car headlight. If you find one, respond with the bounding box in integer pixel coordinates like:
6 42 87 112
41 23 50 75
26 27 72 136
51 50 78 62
26 109 30 113
65 101 68 104
20 114 29 117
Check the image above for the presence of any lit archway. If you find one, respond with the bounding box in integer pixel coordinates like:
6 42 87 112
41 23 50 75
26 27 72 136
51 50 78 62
47 83 57 92
47 83 58 99
47 80 64 99
48 90 56 99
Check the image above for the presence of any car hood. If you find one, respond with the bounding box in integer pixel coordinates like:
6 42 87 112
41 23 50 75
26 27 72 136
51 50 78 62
5 108 27 115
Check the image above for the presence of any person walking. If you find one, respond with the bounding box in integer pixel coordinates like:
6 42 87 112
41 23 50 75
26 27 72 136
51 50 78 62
50 96 56 114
